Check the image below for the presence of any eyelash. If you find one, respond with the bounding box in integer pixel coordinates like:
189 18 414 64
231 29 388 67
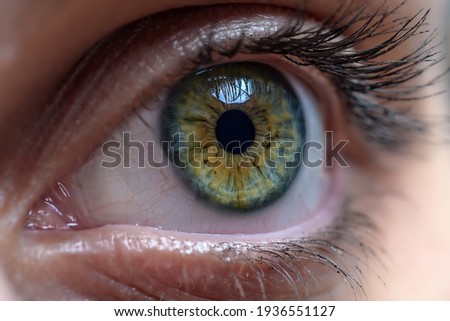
24 2 442 300
215 211 377 299
186 3 439 149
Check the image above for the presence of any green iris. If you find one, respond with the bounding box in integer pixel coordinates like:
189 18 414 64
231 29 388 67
161 62 305 211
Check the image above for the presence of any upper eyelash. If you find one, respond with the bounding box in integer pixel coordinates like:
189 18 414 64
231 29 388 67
191 1 444 148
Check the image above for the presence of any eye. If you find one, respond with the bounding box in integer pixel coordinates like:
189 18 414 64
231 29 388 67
162 62 306 213
31 58 333 235
25 7 341 236
17 3 438 300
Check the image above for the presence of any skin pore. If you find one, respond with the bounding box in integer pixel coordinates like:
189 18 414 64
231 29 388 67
0 0 449 299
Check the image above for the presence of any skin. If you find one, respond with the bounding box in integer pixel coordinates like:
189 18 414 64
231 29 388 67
0 0 449 300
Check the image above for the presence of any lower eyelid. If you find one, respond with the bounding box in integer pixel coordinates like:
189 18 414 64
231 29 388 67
17 217 372 300
18 165 368 300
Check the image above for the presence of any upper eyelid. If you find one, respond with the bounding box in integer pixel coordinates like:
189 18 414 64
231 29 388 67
0 0 426 123
51 2 439 155
0 0 407 127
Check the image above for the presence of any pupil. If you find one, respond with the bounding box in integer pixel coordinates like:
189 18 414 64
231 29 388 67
215 109 255 154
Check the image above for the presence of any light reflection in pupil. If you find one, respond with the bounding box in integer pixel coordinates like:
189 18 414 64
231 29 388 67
215 109 255 154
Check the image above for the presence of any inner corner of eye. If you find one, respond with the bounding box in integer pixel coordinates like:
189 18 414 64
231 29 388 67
25 60 340 236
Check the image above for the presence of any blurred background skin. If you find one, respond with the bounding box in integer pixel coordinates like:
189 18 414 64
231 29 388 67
0 0 449 300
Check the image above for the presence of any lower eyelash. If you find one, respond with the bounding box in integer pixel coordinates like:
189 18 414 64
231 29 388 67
216 208 381 300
